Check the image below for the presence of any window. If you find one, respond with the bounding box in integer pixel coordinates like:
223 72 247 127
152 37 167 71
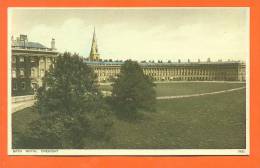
20 68 24 77
12 82 17 90
31 57 35 63
19 57 24 62
21 82 26 90
40 58 44 63
47 58 52 63
31 68 35 78
40 69 45 77
12 69 16 78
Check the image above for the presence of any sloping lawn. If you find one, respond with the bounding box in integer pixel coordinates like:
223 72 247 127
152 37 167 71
99 82 245 97
12 106 40 148
105 89 246 149
12 83 246 149
155 82 245 97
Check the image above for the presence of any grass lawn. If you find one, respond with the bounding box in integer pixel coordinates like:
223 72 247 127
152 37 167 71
106 89 246 149
155 82 245 97
12 106 40 148
99 82 245 97
12 82 246 149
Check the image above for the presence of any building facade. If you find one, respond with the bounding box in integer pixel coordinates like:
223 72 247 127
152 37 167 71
11 35 58 96
85 61 246 82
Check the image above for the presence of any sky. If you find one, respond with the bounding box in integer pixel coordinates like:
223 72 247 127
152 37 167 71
10 8 249 62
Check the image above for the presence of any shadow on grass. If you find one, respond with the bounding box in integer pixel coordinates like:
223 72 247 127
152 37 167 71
113 108 157 123
114 110 145 123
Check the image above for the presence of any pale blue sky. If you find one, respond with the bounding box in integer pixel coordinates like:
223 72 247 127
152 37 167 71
10 8 249 62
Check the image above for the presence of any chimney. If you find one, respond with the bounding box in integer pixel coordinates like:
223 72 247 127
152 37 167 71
207 58 211 62
198 59 200 63
188 59 190 63
51 38 56 50
178 59 181 63
20 34 28 42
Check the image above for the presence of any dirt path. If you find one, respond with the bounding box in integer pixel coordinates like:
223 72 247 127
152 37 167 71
156 87 245 100
12 100 36 113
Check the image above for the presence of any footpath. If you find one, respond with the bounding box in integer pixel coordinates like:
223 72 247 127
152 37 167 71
156 87 245 100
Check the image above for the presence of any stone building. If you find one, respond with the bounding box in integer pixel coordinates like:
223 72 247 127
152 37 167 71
85 61 245 82
86 31 246 82
11 34 58 96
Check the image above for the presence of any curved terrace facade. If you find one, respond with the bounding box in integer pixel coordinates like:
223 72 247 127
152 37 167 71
85 60 245 82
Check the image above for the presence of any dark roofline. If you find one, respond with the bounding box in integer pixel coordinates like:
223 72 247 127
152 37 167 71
12 47 59 54
84 60 243 67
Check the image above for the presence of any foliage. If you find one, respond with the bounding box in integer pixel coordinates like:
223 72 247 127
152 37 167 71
36 52 99 116
111 60 156 119
16 52 113 149
15 101 113 149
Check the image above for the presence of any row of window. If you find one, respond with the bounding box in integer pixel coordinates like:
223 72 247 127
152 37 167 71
145 72 238 76
143 69 235 74
97 76 237 82
151 77 236 81
94 68 236 76
95 71 237 78
12 56 53 63
97 72 120 76
12 82 38 91
12 82 25 90
12 68 45 78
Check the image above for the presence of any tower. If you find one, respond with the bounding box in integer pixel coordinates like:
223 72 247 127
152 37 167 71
51 38 56 50
89 28 100 61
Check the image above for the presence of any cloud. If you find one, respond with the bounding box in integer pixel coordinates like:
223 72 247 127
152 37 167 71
12 9 248 62
28 18 91 57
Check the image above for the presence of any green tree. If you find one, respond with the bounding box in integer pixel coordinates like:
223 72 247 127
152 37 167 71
111 60 156 119
16 52 113 149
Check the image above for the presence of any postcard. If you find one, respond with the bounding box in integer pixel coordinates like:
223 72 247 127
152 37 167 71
8 7 249 155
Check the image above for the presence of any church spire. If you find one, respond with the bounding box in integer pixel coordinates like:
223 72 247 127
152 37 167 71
89 27 100 61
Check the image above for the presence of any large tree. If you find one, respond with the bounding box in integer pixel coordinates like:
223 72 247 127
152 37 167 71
16 52 113 149
37 52 99 116
111 60 156 119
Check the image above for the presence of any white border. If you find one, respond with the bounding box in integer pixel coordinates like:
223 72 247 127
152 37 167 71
7 7 250 156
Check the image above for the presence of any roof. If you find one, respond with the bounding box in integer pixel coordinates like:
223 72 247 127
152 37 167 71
12 40 48 49
84 60 242 67
84 61 124 65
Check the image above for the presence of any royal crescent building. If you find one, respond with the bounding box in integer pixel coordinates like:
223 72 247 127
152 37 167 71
11 32 246 96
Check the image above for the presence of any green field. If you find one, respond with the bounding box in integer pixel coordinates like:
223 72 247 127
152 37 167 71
100 82 245 97
108 89 246 149
13 82 246 149
154 82 244 97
